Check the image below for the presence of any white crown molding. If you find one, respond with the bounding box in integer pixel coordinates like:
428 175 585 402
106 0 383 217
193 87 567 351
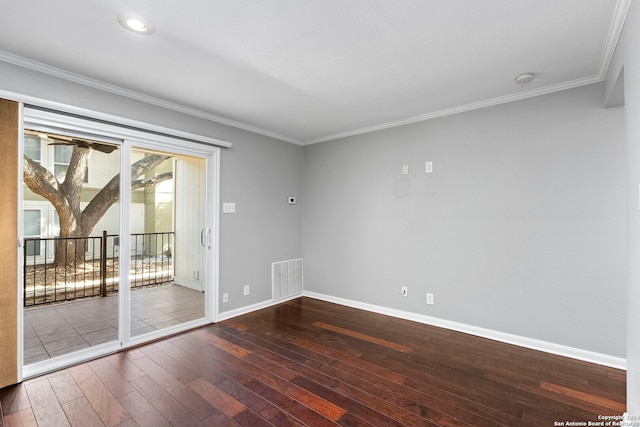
304 0 631 145
303 291 627 370
304 74 603 145
597 0 632 79
0 0 629 147
0 50 303 146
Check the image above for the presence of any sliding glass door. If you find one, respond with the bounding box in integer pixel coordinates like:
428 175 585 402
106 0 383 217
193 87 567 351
21 108 219 378
128 146 208 339
22 130 122 367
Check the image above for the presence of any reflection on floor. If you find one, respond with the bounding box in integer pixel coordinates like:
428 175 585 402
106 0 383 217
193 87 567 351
23 284 205 365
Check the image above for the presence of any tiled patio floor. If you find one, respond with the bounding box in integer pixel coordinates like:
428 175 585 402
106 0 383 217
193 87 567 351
23 284 205 365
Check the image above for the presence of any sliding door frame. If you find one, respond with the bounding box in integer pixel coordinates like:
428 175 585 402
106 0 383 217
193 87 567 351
122 138 220 348
19 106 221 380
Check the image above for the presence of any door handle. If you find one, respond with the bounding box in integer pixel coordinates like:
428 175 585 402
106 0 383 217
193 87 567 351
201 228 212 249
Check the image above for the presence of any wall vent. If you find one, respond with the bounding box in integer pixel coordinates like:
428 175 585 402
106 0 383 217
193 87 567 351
272 258 303 301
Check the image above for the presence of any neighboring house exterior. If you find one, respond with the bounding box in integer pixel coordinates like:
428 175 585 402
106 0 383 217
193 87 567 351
22 133 174 264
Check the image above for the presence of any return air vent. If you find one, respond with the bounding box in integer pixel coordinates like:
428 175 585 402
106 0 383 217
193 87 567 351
272 258 303 301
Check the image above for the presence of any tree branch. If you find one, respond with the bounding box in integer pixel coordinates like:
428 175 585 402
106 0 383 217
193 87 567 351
23 155 68 213
61 146 90 204
131 171 174 191
81 154 172 234
24 155 82 235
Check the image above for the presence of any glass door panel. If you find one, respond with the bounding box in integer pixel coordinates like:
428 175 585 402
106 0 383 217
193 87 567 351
129 147 206 338
22 131 121 366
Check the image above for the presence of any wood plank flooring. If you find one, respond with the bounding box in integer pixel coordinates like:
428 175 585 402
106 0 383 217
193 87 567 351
0 297 626 426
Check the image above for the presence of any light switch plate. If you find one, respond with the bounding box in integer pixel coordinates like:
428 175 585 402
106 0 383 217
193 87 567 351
222 202 236 213
402 164 409 175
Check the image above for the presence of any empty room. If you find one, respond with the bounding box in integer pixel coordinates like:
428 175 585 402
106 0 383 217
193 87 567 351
0 0 639 425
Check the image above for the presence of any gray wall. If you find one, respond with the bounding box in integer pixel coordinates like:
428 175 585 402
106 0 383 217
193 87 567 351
220 133 303 310
0 60 304 313
303 83 627 357
1 57 628 360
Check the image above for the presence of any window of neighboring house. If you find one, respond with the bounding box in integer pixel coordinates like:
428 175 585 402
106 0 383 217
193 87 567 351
23 209 42 257
52 211 60 237
24 136 42 163
54 144 89 183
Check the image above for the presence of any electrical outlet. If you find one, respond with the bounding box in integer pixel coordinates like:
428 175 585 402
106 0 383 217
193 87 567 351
425 161 433 173
426 293 434 305
194 270 199 280
401 286 408 297
222 292 229 303
243 285 250 296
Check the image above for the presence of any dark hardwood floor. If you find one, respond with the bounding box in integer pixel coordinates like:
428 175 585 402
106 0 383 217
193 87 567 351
0 297 626 426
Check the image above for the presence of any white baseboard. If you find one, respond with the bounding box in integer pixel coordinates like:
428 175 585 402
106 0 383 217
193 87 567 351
215 291 626 370
217 293 301 322
303 291 627 370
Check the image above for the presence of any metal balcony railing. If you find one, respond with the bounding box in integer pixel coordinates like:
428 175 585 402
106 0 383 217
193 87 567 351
23 231 174 307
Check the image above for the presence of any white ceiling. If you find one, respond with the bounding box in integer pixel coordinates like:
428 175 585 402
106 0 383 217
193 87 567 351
0 0 629 145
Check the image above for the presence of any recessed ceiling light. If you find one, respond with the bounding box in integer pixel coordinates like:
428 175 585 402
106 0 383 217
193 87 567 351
515 72 535 84
117 12 155 35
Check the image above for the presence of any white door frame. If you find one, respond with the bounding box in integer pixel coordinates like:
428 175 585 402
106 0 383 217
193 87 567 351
121 138 219 349
19 106 220 380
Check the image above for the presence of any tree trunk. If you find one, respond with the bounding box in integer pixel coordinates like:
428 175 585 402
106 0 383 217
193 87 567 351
54 232 87 267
